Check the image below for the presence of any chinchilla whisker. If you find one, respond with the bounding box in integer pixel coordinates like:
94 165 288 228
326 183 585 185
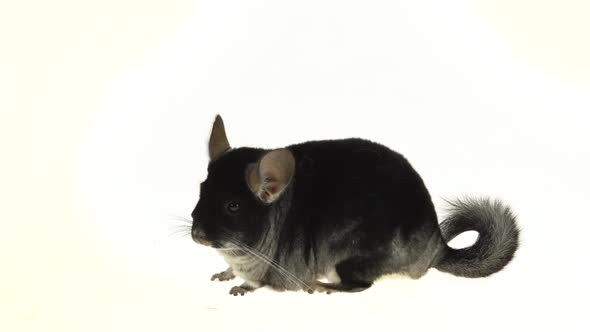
224 237 296 285
169 230 190 235
167 214 192 223
168 218 192 224
168 225 191 232
236 245 298 287
169 223 191 229
226 238 310 290
168 231 191 238
216 247 241 253
167 224 192 238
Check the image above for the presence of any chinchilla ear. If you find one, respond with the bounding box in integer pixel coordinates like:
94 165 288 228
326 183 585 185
208 115 231 161
246 149 295 204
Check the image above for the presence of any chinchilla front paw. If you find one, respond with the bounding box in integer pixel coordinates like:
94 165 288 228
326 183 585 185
211 268 235 281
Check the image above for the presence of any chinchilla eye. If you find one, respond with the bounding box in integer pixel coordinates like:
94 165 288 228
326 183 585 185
226 201 240 214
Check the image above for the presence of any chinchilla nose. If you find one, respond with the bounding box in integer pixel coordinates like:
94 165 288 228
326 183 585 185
191 225 210 245
191 226 202 240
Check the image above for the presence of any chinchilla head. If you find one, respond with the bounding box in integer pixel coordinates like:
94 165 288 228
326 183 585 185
191 115 295 250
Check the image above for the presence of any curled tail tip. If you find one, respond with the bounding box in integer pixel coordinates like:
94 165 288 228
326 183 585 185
435 196 520 278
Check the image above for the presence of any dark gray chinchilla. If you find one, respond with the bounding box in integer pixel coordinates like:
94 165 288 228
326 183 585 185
190 115 520 296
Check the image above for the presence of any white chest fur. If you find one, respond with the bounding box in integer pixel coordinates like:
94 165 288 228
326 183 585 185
220 251 267 286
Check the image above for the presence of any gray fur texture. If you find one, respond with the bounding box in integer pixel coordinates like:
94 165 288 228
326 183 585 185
434 197 520 278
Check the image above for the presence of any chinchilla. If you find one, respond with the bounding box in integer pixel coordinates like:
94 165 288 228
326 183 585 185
190 115 519 296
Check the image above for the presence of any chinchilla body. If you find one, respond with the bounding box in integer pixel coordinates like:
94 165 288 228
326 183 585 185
191 116 519 295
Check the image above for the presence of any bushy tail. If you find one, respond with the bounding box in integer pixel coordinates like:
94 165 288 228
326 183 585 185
434 197 520 278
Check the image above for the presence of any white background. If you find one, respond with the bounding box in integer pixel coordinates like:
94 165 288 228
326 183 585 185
1 0 589 331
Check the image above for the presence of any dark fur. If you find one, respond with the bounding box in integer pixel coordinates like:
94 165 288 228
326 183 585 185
191 138 520 293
